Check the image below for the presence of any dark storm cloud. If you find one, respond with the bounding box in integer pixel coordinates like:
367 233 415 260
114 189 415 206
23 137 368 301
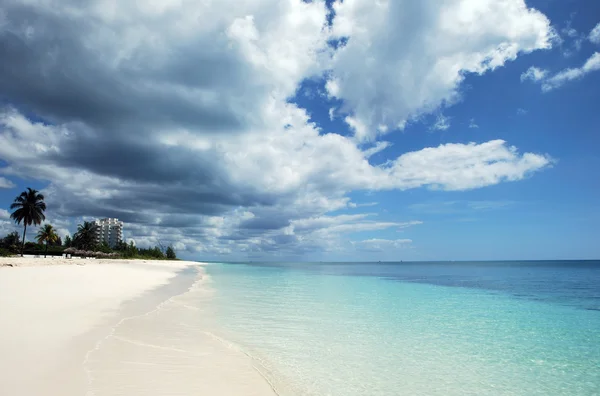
0 0 296 233
0 3 257 132
48 184 277 224
53 136 219 184
238 216 291 230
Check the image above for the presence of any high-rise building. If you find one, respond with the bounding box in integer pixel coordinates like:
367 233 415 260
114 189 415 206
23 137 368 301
94 218 123 248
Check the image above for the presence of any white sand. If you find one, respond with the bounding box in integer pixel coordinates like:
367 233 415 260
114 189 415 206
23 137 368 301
0 258 277 396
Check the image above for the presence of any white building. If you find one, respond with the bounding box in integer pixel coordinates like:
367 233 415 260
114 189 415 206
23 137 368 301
94 218 124 248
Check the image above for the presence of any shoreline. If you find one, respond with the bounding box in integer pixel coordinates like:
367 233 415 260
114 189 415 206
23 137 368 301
0 258 276 395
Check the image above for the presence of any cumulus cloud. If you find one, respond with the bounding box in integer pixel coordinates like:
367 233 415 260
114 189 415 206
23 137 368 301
0 0 555 258
0 177 15 188
533 52 600 92
522 48 600 92
589 22 600 44
384 140 551 191
0 207 23 238
328 108 336 121
521 66 548 82
363 141 391 158
326 0 554 140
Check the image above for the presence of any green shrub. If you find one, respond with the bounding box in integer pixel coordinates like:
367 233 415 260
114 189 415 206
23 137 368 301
166 246 176 259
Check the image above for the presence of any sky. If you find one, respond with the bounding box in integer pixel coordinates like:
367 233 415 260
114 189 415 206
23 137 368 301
0 0 599 261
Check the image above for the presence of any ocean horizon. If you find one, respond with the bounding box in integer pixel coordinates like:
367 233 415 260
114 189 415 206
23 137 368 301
195 260 600 395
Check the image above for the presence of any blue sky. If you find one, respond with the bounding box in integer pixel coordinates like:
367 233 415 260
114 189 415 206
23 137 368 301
0 0 599 261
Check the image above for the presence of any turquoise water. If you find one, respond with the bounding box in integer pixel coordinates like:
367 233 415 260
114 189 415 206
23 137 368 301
204 261 600 395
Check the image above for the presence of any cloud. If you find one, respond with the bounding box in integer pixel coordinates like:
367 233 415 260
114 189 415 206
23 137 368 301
517 108 528 116
397 221 423 230
348 202 378 208
589 22 600 44
558 21 585 57
385 140 551 191
409 200 514 214
363 141 391 158
0 0 555 258
466 201 514 210
431 115 451 131
521 66 548 82
521 52 600 91
353 238 413 252
468 119 479 129
562 27 578 39
0 177 15 189
0 0 329 133
0 106 552 255
326 0 553 140
0 209 10 221
540 52 600 91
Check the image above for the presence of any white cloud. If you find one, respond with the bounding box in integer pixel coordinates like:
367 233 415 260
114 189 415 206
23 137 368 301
409 200 514 215
397 221 423 229
556 18 586 58
325 78 341 98
522 52 600 92
353 238 413 252
0 0 556 258
0 209 10 220
328 108 336 121
327 0 554 140
363 141 391 158
344 115 370 140
1 109 552 256
521 66 548 82
468 119 479 129
348 202 378 208
541 52 600 91
563 27 578 38
517 108 528 116
0 177 15 188
589 22 600 44
384 140 552 191
431 114 451 131
466 201 514 210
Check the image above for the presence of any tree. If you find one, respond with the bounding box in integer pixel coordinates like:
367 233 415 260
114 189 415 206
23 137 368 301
1 231 21 254
114 240 128 252
53 236 63 247
36 224 59 258
97 241 112 253
64 234 73 248
166 246 176 260
73 221 98 251
10 188 47 256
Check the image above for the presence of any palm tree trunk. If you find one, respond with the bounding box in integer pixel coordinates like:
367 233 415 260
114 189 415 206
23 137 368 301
44 242 48 258
21 223 27 257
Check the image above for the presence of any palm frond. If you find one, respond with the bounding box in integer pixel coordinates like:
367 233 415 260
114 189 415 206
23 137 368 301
10 188 48 226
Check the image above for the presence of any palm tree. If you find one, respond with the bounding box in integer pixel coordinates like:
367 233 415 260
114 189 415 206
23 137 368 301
36 224 59 258
10 188 46 256
73 221 98 251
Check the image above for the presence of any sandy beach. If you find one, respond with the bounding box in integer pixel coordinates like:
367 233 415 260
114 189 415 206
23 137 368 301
0 258 277 396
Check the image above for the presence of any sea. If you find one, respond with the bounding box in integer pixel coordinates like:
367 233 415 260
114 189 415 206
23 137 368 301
202 261 600 395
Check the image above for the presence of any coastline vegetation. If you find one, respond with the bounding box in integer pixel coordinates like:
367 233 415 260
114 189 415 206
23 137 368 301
4 188 177 260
